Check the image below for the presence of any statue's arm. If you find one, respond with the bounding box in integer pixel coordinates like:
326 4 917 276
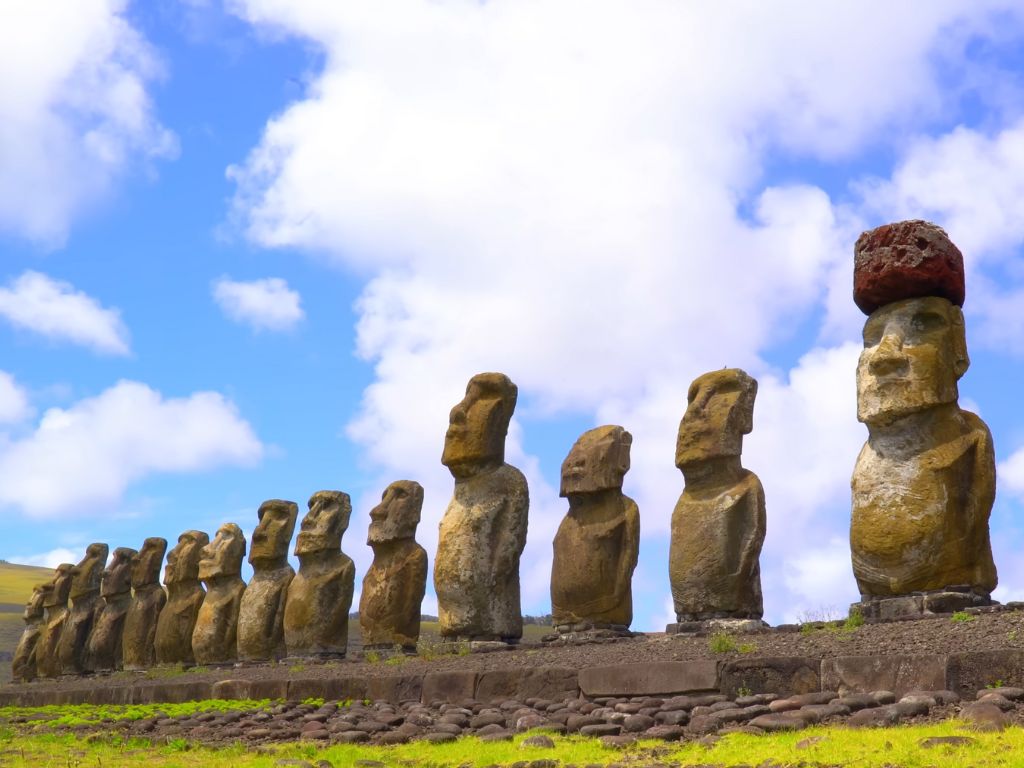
616 499 640 603
492 473 529 581
737 475 767 578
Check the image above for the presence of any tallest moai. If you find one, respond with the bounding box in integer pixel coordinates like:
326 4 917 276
850 220 997 619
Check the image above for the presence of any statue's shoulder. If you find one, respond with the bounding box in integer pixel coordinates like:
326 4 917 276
960 408 994 446
496 462 528 488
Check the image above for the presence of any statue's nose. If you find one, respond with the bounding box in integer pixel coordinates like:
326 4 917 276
869 333 908 376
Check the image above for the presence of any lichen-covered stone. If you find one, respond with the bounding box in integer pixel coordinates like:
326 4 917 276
853 220 965 314
155 530 209 666
192 523 246 665
551 425 638 629
435 373 529 641
35 564 74 679
360 481 428 650
669 369 765 621
238 500 297 662
123 537 168 670
84 547 136 673
284 491 355 659
11 585 47 682
57 543 108 675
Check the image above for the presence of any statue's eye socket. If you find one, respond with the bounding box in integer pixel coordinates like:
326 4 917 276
910 312 945 333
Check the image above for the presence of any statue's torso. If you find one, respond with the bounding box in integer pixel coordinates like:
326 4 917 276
154 583 205 665
238 565 295 661
360 544 427 647
123 584 167 669
192 578 245 664
284 554 354 656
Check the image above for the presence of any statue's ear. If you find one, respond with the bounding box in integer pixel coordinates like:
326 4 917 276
951 306 970 379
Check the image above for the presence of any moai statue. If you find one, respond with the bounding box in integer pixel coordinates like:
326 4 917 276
58 543 109 675
36 564 74 679
238 500 298 663
668 369 766 630
850 220 996 619
154 530 209 666
360 481 428 651
122 537 168 670
284 492 355 660
84 547 137 673
435 372 529 643
551 426 639 636
11 585 48 682
192 523 247 665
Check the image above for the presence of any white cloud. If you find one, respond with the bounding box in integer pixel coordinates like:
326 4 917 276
998 447 1024 504
0 371 32 425
212 276 304 331
10 548 80 569
0 380 264 518
0 0 177 245
224 2 1024 625
0 271 131 355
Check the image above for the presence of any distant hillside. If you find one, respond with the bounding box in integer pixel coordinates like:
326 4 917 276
0 561 54 684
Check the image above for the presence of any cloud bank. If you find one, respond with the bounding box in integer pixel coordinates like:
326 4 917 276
212 276 305 332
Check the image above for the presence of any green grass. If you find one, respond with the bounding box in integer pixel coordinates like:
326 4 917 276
952 610 977 623
1 721 1023 767
0 562 53 605
0 699 273 728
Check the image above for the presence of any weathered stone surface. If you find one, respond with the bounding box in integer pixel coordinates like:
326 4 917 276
123 537 168 670
721 657 819 698
239 500 298 662
947 650 1024 696
360 481 428 650
476 667 578 703
155 530 209 666
821 655 948 697
579 661 718 697
192 523 247 665
34 565 73 679
421 670 478 704
11 584 47 682
366 674 423 704
852 225 995 602
669 369 765 621
551 425 638 630
436 373 528 641
84 547 136 673
961 702 1009 731
853 220 965 315
285 491 355 659
58 543 108 675
288 677 368 703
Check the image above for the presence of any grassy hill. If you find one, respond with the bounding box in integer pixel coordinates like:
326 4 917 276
0 561 54 685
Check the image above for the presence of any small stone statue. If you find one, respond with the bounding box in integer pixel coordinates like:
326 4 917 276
11 584 47 682
122 537 168 670
36 564 74 679
58 543 109 675
284 491 355 659
154 530 209 666
192 523 246 665
669 369 766 627
238 500 298 663
850 220 997 618
360 481 428 651
551 425 639 634
435 372 529 642
84 547 137 673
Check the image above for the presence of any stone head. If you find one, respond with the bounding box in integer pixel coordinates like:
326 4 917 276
164 530 209 585
44 564 74 609
560 425 632 497
249 499 298 566
131 537 167 588
857 296 968 426
367 480 424 545
70 543 109 599
295 491 351 556
101 547 137 598
442 372 518 478
675 368 757 469
198 523 246 581
24 584 47 622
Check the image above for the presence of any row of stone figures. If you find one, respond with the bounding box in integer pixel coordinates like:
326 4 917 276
11 218 1001 681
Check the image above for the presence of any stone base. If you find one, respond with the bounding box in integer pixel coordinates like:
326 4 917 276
542 623 636 645
852 587 995 622
432 639 517 654
667 618 768 635
281 653 347 664
360 645 416 659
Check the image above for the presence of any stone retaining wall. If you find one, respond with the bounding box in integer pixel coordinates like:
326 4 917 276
3 650 1023 708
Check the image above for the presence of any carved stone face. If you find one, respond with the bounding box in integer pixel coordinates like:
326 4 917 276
442 373 517 477
560 425 632 496
198 523 246 581
367 480 423 545
70 543 109 599
295 491 350 556
857 296 968 427
164 530 210 585
102 548 137 598
44 564 74 608
675 369 757 468
24 585 47 621
249 500 298 565
131 538 167 588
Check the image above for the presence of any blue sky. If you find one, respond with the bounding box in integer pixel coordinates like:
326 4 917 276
4 1 1024 629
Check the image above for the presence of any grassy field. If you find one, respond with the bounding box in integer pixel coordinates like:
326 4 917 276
0 719 1019 767
0 562 53 606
